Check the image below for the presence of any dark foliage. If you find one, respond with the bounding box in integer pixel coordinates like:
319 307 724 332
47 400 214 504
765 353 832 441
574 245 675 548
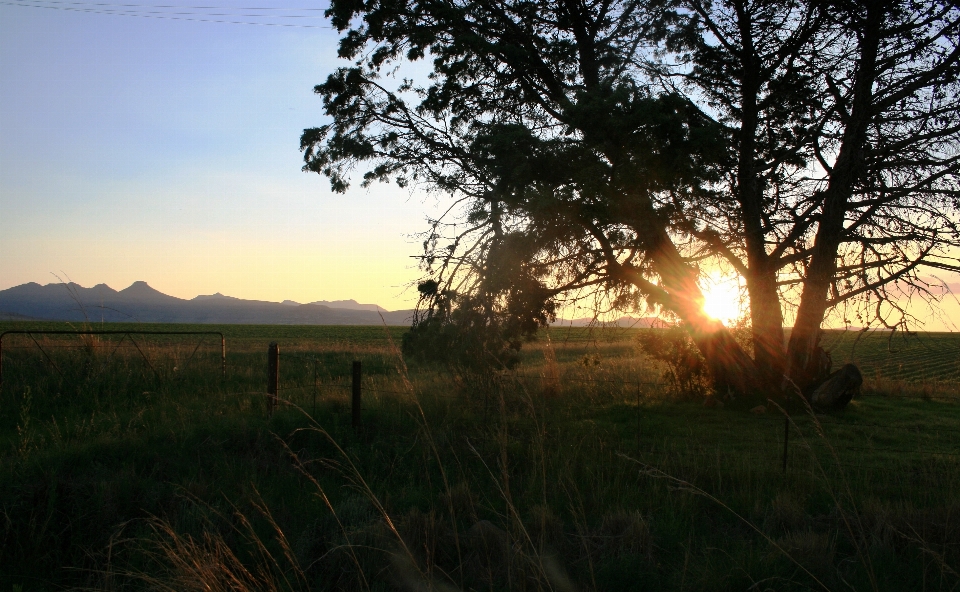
401 274 556 372
636 325 711 397
303 0 960 393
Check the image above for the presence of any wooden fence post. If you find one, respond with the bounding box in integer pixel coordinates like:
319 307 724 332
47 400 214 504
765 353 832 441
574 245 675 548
352 360 362 431
782 414 789 473
636 380 642 455
221 334 226 379
267 342 279 416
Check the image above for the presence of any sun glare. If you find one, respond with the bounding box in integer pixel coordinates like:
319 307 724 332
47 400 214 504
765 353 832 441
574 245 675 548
701 275 745 326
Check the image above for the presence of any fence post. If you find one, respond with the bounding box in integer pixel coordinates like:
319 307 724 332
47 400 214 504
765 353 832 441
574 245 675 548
636 381 642 455
220 333 226 379
267 342 279 416
782 414 789 473
352 360 362 431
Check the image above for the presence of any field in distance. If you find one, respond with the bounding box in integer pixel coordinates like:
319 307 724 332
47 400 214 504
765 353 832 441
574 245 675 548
3 320 958 384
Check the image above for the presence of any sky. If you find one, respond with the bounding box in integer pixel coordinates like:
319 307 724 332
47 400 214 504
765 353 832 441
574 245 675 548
2 2 959 330
0 0 438 309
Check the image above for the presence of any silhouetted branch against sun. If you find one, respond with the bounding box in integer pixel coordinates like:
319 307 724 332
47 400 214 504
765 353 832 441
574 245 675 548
304 0 960 395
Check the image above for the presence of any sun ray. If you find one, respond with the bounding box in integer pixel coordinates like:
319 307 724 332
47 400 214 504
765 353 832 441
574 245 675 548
700 274 746 326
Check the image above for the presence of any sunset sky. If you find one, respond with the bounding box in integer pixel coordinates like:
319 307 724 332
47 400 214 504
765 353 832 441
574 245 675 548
2 1 959 330
0 1 438 310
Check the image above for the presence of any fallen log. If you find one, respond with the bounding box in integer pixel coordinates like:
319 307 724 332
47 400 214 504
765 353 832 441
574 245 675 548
810 363 862 411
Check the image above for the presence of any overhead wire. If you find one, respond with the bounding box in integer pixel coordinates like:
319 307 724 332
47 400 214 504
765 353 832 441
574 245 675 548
1 0 337 28
10 0 326 9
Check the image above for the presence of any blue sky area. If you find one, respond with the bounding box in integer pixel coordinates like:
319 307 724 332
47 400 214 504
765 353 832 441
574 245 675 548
0 1 436 309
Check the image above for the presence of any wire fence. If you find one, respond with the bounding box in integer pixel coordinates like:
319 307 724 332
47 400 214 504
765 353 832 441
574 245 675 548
266 346 960 476
3 334 959 476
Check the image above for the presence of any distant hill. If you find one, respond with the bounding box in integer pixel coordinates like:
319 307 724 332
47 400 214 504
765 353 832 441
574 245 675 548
0 311 52 322
0 281 414 326
307 299 385 311
551 316 668 328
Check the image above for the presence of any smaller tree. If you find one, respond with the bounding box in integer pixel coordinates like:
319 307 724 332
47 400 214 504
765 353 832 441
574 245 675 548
401 269 557 373
636 324 711 398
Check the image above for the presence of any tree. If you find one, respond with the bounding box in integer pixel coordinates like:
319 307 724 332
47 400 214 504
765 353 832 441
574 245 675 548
664 0 960 392
302 0 960 395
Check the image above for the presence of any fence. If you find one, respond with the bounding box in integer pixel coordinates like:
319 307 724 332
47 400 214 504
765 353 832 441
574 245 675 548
259 343 960 476
5 329 954 478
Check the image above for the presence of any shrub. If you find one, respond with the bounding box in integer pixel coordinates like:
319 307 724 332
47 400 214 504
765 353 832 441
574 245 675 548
636 325 712 398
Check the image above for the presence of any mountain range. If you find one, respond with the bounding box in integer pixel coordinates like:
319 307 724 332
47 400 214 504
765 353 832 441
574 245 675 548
0 281 415 325
0 281 671 328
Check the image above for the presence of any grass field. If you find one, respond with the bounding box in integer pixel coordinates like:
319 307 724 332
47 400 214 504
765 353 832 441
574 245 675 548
1 321 959 591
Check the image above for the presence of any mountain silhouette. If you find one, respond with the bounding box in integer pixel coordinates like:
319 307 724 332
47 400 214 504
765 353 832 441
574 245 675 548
117 280 182 303
0 281 413 325
307 299 384 311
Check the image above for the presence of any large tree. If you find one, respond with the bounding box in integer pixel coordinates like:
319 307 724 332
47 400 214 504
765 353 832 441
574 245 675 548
302 0 960 395
664 0 960 390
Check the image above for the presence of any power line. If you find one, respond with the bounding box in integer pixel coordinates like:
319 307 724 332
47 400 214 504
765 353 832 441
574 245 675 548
1 0 338 28
13 0 328 15
12 0 327 9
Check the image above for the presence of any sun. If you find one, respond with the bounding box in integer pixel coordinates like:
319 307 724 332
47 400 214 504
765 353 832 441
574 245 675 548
700 275 745 326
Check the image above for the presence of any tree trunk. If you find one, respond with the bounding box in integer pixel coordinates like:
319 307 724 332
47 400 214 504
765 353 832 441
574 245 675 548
689 320 760 397
631 201 761 395
734 1 787 391
785 3 883 392
747 270 786 384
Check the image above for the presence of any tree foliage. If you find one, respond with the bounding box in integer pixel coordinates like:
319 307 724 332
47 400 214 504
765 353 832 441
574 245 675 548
401 274 555 372
303 0 960 394
636 324 711 397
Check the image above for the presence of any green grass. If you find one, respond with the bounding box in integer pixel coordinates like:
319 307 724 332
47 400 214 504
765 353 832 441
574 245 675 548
1 322 959 590
823 329 960 383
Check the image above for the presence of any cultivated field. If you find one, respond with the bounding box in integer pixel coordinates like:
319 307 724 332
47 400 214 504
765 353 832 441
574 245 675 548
1 321 959 591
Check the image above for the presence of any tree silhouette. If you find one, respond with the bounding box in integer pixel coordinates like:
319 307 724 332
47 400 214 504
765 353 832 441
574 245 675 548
303 0 960 395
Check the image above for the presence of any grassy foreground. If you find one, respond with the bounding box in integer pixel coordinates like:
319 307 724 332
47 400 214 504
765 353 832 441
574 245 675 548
1 322 959 591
